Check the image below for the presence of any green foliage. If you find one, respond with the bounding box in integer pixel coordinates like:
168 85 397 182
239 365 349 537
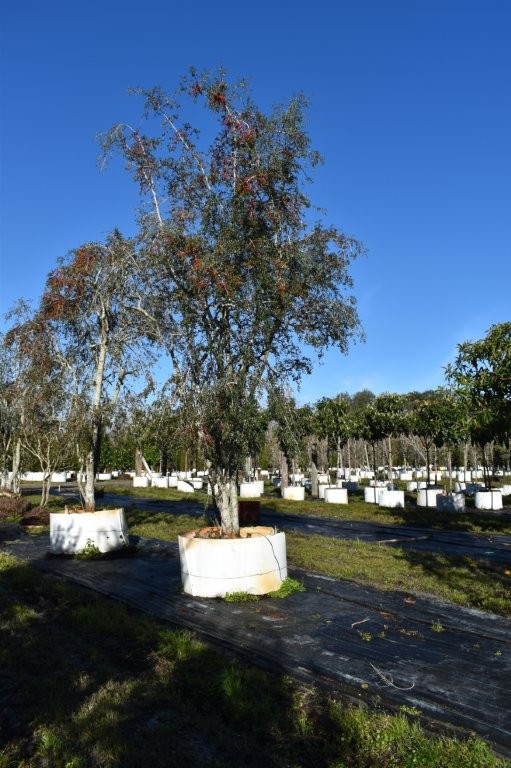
445 322 511 447
269 576 306 598
102 68 364 533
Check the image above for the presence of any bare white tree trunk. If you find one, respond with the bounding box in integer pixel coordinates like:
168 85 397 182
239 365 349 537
83 316 108 511
8 438 22 493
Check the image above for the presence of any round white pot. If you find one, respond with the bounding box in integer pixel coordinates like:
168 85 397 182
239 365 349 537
378 489 405 508
191 478 204 491
436 493 465 512
475 490 503 511
417 488 442 508
324 487 348 504
49 508 129 555
178 526 287 597
282 486 305 501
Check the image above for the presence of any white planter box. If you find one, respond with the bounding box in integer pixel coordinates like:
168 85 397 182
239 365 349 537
191 478 204 491
168 475 178 487
318 483 331 499
177 480 194 493
324 487 348 504
50 508 129 554
179 527 287 597
399 472 413 481
378 489 405 508
282 486 305 501
318 474 329 484
436 493 465 512
364 486 380 504
152 476 170 488
475 490 503 511
97 473 112 481
50 472 68 483
417 488 442 508
407 481 427 491
133 476 150 488
500 484 511 496
239 482 262 498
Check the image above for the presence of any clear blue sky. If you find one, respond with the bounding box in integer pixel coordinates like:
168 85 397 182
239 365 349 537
1 0 509 405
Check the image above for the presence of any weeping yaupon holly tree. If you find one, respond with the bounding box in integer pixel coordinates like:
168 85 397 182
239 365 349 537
102 69 364 535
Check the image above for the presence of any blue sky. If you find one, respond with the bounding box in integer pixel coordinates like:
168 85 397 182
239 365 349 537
1 0 509 405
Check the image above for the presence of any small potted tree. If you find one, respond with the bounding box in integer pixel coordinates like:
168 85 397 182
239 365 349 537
30 232 156 553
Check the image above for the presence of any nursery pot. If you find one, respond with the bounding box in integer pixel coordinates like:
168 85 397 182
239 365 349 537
49 508 129 555
178 526 287 598
417 488 442 508
474 490 503 511
436 493 465 512
281 485 305 501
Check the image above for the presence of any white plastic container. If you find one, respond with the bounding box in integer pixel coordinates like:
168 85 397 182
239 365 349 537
436 493 466 512
475 490 503 511
239 482 262 498
50 508 129 554
378 489 405 508
179 526 287 597
417 488 442 508
282 486 305 501
324 487 348 504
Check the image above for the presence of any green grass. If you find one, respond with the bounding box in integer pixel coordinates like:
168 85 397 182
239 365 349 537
0 551 508 768
286 532 511 616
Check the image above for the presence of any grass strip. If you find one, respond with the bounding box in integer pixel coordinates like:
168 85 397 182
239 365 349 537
286 531 511 616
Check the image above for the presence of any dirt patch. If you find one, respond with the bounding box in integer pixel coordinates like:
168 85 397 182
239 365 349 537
0 497 50 526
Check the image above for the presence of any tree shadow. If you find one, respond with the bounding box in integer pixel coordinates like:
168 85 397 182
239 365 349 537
0 558 346 767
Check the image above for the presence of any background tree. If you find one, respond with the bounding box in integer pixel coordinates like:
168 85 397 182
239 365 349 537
315 395 353 474
445 322 511 488
102 69 364 534
366 393 406 485
38 231 156 510
3 303 74 504
406 390 453 487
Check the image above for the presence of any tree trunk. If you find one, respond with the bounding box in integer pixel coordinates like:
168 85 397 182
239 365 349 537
41 471 52 506
388 436 393 486
8 438 22 493
213 469 239 536
310 444 318 498
280 452 289 490
83 449 96 511
135 447 144 476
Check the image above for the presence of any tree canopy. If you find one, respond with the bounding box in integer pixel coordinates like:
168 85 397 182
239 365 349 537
102 69 365 533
